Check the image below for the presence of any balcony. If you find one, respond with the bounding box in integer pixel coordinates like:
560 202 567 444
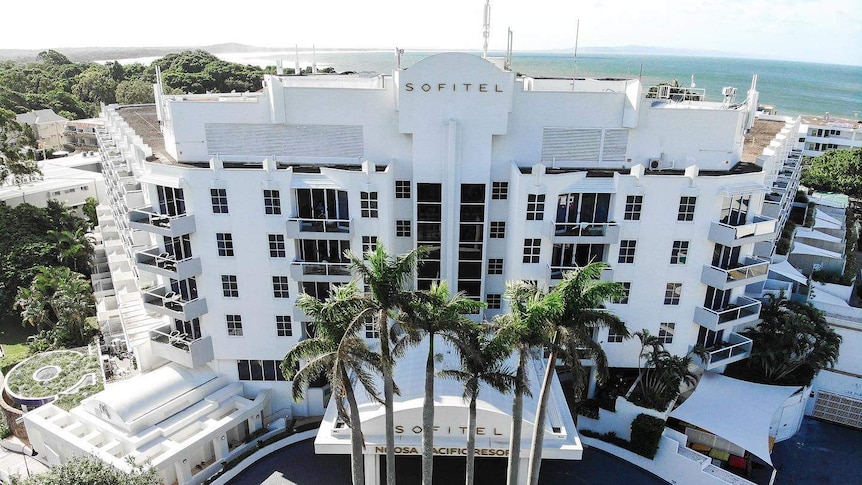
286 218 352 240
129 207 196 237
693 332 753 370
709 215 778 247
149 325 214 369
135 247 202 280
290 261 353 282
693 296 762 333
549 265 614 282
701 257 769 290
142 286 208 321
552 222 620 244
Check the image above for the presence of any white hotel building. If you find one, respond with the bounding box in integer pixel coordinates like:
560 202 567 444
22 53 805 484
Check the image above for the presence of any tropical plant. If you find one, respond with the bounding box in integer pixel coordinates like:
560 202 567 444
630 330 698 411
494 280 561 485
527 262 628 485
15 266 96 348
347 245 426 485
9 455 158 485
398 280 484 485
282 282 383 485
732 295 841 386
47 227 94 274
441 323 516 485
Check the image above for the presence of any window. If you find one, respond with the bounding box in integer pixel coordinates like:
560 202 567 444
658 322 675 344
361 191 378 218
395 180 411 199
607 328 625 343
272 276 290 298
488 258 503 275
526 194 545 220
670 241 689 265
216 233 234 256
664 283 682 305
491 182 508 200
221 275 239 298
618 240 637 264
490 221 506 238
362 236 378 255
523 239 541 264
268 234 286 258
211 189 228 214
364 316 379 339
612 282 631 304
276 315 292 337
486 293 502 310
396 220 411 237
624 195 643 221
264 190 282 215
226 315 243 336
236 360 287 381
678 196 697 221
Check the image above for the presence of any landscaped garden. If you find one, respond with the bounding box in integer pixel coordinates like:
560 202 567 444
4 349 103 411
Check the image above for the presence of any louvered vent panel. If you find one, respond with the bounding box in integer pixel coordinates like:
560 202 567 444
205 124 363 158
541 128 602 162
602 129 629 162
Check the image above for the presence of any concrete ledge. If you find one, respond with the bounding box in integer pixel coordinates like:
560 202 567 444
209 429 317 485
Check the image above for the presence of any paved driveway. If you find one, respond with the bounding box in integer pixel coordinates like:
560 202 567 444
228 439 665 484
772 417 862 484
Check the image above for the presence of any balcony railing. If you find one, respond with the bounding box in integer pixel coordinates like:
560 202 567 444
290 261 353 282
709 215 778 247
149 325 214 368
142 285 207 321
552 222 620 242
286 218 352 239
701 257 769 290
693 296 762 332
129 207 196 237
549 265 614 282
693 332 753 370
135 247 202 280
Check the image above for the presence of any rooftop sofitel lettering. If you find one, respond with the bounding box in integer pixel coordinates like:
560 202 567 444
404 82 504 93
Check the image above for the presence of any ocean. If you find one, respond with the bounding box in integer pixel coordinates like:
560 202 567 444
118 50 862 119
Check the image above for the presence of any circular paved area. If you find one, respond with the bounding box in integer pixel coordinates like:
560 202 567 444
228 439 665 484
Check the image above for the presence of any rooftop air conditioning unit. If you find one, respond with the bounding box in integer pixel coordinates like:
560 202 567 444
649 159 662 170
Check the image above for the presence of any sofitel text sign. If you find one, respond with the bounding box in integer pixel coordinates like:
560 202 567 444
404 82 504 93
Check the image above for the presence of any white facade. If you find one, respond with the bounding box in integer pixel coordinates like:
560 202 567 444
24 52 811 484
797 114 862 157
0 151 105 211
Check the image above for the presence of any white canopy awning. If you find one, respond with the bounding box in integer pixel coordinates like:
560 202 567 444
290 175 342 189
814 210 842 228
719 182 771 198
790 241 843 259
670 372 802 466
795 227 843 244
768 259 808 285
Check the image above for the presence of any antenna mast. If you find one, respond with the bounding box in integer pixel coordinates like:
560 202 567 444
482 0 491 58
572 18 579 91
504 28 513 71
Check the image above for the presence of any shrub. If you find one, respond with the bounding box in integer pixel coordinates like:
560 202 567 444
0 416 10 439
630 413 665 459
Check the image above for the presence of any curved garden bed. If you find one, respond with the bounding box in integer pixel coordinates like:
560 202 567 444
3 349 103 410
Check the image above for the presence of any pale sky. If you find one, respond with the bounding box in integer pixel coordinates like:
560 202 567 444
3 0 861 65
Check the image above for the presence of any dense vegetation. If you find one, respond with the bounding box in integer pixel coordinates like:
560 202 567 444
801 148 862 199
10 455 158 485
0 49 274 120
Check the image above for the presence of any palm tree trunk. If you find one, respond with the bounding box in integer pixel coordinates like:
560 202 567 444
341 363 365 485
378 310 397 485
527 333 559 485
466 393 478 485
422 334 435 485
507 349 527 485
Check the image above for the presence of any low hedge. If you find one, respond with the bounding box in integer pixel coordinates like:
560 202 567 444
630 413 665 459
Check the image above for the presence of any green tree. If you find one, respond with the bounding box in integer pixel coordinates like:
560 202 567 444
494 281 560 485
73 65 117 105
731 295 841 386
801 148 862 198
82 196 98 228
47 227 94 274
398 281 483 485
527 263 628 485
15 266 96 348
37 50 72 66
10 455 157 485
441 324 516 485
630 330 699 411
282 282 383 485
115 79 155 105
348 245 426 485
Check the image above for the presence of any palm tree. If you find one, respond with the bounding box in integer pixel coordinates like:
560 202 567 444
631 330 698 410
738 294 841 385
282 282 383 485
15 266 95 347
398 281 484 485
441 323 517 485
347 244 426 485
494 281 561 485
47 227 94 274
527 262 628 485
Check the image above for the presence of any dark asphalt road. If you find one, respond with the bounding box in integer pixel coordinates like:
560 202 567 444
771 417 862 485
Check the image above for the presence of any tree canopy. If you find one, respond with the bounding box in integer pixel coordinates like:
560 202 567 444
10 455 158 485
801 148 862 199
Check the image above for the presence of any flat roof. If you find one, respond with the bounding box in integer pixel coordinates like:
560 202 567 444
115 105 177 166
742 119 787 163
800 115 862 130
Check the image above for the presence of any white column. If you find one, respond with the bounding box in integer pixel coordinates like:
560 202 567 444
174 459 192 485
215 435 229 460
364 453 381 485
518 457 530 485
